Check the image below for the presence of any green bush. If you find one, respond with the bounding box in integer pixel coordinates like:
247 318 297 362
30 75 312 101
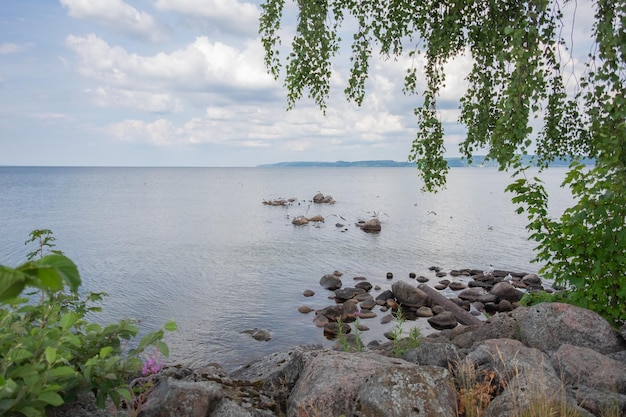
0 230 176 416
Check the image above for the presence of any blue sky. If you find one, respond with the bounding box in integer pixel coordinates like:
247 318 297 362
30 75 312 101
1 1 593 167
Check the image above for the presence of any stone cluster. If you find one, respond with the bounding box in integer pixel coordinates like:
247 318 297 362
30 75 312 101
55 304 626 417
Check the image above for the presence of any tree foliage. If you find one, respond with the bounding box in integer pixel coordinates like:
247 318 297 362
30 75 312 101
259 0 626 325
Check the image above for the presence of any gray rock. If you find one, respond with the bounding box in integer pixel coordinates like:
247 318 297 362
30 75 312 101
458 287 488 302
357 218 382 232
512 302 626 354
464 339 585 417
231 347 305 410
551 344 626 394
568 384 626 417
391 281 428 308
319 273 342 290
353 365 457 417
355 281 373 292
140 379 222 417
427 311 458 330
491 281 523 303
287 351 411 417
335 287 365 301
403 339 464 368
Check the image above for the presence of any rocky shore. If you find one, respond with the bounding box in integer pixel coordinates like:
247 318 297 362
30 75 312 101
53 301 626 417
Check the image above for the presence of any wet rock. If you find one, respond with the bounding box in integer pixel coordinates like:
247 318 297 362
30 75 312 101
355 281 373 292
427 311 458 330
457 287 488 302
335 287 365 301
414 306 434 318
307 214 325 222
391 281 428 308
448 281 467 291
302 289 315 297
242 328 271 341
312 192 325 203
375 290 394 303
298 306 313 314
356 218 381 233
491 281 524 303
358 309 377 319
291 216 309 226
359 299 377 310
320 273 342 290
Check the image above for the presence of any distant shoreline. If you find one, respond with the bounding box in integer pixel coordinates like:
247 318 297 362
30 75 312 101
258 156 594 168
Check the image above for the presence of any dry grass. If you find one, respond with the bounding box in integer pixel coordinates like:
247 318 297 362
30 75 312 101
453 346 623 417
455 359 503 417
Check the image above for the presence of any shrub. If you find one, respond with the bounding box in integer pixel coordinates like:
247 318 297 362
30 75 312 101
0 230 176 416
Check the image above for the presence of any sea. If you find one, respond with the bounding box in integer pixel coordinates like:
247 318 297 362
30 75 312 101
0 166 573 371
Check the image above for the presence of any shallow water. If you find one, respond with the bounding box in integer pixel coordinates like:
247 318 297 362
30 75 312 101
0 166 572 370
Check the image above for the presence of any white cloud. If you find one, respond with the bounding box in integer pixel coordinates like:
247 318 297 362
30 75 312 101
65 34 274 111
59 0 168 42
0 42 31 55
155 0 259 37
108 118 180 146
66 34 272 89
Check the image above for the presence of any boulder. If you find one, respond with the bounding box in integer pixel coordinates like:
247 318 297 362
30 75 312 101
391 281 428 308
427 311 458 330
490 281 523 302
287 351 440 417
403 339 464 368
458 287 489 302
355 281 373 292
551 344 626 394
335 287 365 301
357 218 381 233
291 216 309 226
139 379 223 417
312 192 325 203
319 273 342 290
353 365 457 417
308 214 324 222
231 347 306 410
512 303 626 354
464 339 587 417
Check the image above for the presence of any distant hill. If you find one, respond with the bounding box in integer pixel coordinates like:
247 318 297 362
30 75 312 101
258 155 594 168
257 160 413 168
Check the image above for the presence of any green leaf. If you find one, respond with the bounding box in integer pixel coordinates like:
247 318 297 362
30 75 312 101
37 391 64 406
45 347 57 364
0 266 26 302
157 341 169 358
48 366 77 378
36 255 81 293
164 320 177 332
60 312 79 332
15 406 41 417
8 349 33 362
99 346 113 358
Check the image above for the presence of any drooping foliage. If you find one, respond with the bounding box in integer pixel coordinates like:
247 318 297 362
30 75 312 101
259 0 626 325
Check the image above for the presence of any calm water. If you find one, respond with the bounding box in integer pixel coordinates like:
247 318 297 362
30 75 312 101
0 166 572 371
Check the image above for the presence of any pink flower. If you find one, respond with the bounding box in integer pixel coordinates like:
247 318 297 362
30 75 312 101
141 356 163 376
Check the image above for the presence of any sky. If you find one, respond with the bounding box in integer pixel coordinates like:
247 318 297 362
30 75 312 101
0 1 594 167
